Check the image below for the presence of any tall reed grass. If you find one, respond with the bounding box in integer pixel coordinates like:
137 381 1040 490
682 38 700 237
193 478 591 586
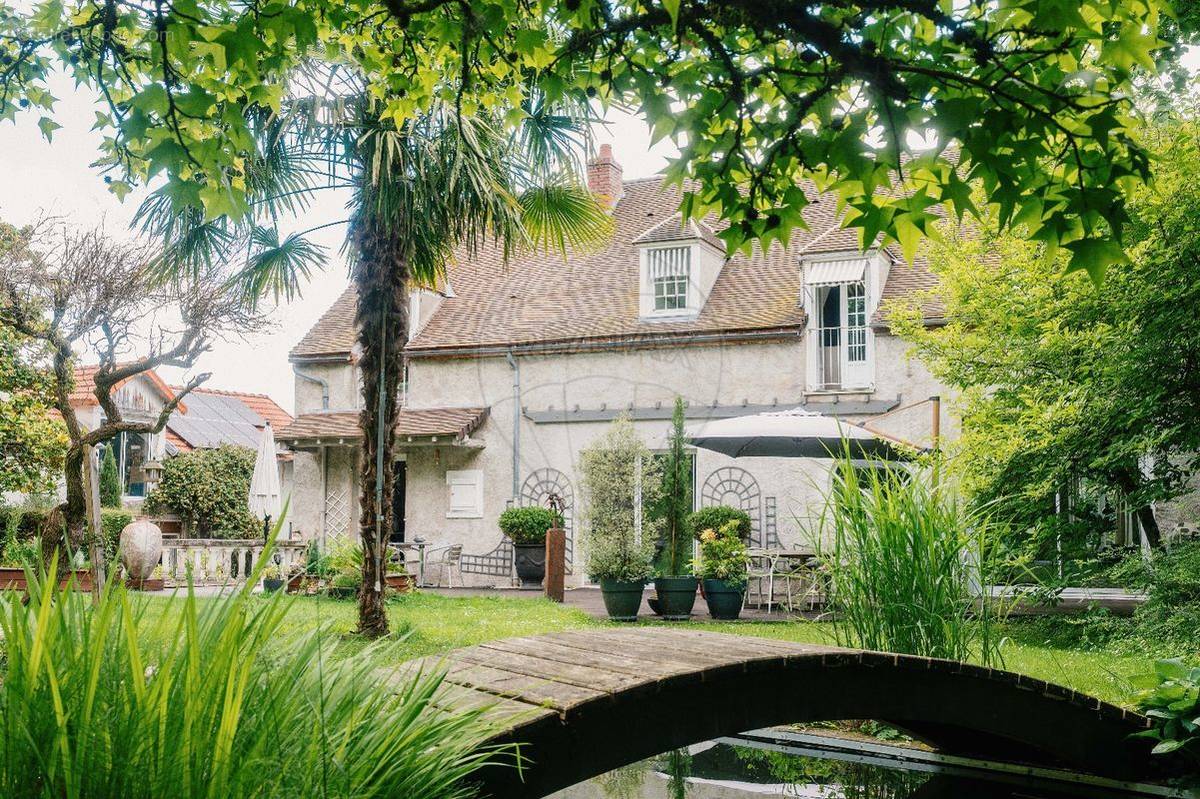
808 456 1005 665
0 555 505 799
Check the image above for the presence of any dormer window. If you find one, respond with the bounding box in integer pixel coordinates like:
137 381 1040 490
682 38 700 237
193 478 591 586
649 246 691 311
635 216 726 320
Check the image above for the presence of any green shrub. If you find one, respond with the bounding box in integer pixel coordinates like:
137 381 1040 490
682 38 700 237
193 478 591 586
0 558 504 798
498 506 560 545
99 444 122 508
99 509 133 564
692 520 748 587
580 417 660 583
807 456 1005 665
143 445 258 538
687 505 751 542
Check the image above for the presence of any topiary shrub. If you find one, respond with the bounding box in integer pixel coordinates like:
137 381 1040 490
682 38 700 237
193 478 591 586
498 506 560 545
687 505 752 542
99 445 122 508
143 446 258 539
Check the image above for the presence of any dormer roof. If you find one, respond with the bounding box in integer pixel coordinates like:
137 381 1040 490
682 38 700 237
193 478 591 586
632 214 725 252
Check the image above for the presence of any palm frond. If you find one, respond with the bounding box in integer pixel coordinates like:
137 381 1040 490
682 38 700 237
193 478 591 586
518 180 613 254
232 227 327 306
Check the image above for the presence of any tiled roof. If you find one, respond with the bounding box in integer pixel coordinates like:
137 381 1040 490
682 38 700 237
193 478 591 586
69 364 183 412
276 407 490 443
290 288 358 360
632 214 725 251
291 173 942 357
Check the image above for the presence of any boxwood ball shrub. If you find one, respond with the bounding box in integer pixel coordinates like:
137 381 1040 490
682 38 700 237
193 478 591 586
687 506 752 542
498 506 560 545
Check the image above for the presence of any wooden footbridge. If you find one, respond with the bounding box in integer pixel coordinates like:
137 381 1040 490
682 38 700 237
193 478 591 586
395 628 1156 798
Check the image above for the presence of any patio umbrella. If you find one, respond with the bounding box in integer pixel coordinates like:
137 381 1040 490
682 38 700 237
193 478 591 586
688 408 909 460
248 421 283 539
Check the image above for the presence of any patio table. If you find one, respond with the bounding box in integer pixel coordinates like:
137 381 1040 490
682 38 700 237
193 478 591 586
392 540 428 586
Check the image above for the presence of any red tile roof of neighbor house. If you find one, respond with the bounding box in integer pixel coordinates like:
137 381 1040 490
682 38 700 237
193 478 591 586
68 364 186 413
289 167 943 360
276 407 490 443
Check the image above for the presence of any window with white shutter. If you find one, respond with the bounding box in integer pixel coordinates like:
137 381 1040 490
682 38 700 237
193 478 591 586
446 470 484 518
647 246 690 312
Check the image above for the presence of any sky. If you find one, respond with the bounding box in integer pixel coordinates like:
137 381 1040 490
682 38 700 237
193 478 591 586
0 75 676 413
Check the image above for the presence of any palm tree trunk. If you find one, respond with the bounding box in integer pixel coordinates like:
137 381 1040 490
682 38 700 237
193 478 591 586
350 210 408 638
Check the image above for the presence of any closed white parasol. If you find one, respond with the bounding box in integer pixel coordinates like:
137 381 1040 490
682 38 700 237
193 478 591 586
688 408 910 460
248 421 283 537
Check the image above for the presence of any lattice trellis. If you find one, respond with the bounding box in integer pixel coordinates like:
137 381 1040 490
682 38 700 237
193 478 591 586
520 468 575 573
461 539 514 577
700 466 766 546
324 487 351 540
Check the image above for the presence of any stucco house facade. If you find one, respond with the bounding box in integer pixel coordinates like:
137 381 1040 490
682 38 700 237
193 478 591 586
277 146 954 586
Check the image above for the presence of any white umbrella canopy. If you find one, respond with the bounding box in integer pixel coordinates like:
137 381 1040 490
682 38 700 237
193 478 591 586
248 421 283 528
688 408 909 460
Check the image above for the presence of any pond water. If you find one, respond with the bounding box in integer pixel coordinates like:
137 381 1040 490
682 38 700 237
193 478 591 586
549 735 1178 799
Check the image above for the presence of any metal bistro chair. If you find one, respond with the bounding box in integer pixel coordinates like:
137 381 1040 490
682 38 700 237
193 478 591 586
425 544 464 588
743 548 779 613
773 555 825 613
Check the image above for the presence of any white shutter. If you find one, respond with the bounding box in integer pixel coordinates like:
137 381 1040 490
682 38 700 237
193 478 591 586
446 470 484 518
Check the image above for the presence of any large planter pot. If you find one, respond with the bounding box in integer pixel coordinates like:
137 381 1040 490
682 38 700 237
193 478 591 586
120 519 163 581
385 573 415 594
262 578 285 593
652 576 698 620
702 578 745 620
599 578 645 622
513 542 546 588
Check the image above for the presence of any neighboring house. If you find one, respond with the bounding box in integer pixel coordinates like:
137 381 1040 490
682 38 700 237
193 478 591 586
278 145 953 586
66 366 293 507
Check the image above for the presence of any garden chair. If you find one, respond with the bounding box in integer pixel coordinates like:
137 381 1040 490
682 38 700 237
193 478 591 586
743 549 779 613
426 545 463 588
773 556 825 612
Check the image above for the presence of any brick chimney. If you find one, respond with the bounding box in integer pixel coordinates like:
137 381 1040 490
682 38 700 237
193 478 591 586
587 143 624 207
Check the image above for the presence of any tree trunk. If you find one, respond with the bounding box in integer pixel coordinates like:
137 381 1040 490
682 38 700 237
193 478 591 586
350 210 409 638
48 445 88 577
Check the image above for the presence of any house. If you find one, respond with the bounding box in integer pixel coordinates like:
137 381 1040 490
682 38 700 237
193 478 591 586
66 365 293 505
277 146 953 586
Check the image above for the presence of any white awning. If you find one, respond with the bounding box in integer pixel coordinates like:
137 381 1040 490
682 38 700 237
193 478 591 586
803 257 869 286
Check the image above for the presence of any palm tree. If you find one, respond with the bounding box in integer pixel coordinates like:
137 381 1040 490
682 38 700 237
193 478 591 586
139 69 610 636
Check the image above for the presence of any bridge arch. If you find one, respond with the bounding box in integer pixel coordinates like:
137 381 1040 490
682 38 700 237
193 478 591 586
400 629 1156 798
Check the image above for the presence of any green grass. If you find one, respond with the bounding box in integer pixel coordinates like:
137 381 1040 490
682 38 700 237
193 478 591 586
132 591 1149 705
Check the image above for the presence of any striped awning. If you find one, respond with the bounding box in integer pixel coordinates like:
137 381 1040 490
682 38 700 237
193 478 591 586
804 257 869 286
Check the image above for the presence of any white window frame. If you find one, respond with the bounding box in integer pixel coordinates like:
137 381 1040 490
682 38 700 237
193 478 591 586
641 244 693 318
446 469 484 519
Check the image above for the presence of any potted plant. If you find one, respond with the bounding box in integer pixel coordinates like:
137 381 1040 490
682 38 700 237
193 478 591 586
580 417 662 621
384 550 414 594
327 570 359 599
261 564 285 593
693 520 749 620
650 398 698 620
499 506 560 588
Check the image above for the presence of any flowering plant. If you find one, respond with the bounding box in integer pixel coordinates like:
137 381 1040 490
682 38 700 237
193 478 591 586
691 521 748 587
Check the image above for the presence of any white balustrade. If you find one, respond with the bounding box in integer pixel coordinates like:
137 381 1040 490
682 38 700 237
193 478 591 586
159 539 307 587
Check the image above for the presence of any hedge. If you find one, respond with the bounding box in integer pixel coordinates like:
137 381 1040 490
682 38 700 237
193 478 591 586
0 506 132 566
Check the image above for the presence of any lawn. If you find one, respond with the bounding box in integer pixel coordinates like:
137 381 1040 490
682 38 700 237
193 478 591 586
135 591 1152 705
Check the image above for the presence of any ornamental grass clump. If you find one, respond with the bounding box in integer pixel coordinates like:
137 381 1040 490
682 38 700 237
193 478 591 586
0 553 506 799
809 454 1004 665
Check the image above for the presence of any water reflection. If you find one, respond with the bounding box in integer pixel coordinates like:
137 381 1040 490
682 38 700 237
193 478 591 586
550 740 1147 799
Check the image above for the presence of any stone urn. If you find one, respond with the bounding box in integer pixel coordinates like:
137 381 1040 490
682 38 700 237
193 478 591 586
120 519 163 581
